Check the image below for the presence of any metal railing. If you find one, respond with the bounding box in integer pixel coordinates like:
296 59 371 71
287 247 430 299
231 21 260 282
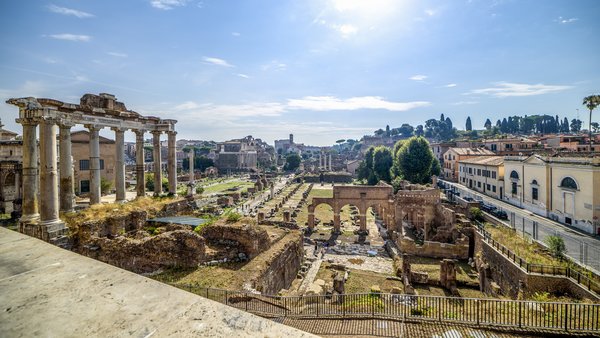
178 286 600 333
476 222 600 295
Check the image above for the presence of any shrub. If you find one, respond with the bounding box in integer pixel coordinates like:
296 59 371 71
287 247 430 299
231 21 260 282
532 291 550 302
226 212 242 223
196 186 204 194
545 235 566 259
100 177 113 195
469 207 484 222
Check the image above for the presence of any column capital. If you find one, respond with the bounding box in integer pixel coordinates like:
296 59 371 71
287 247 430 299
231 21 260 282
84 124 103 132
134 129 145 137
58 120 75 129
167 130 177 136
151 130 163 136
111 126 128 133
15 117 40 126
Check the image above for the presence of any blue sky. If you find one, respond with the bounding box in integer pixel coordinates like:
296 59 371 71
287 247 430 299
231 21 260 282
0 0 598 145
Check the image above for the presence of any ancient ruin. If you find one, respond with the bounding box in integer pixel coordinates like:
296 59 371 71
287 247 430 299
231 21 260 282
6 93 177 242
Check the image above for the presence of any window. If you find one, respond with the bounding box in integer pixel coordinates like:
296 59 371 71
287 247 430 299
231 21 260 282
468 168 472 174
477 169 481 176
492 171 496 179
560 177 578 190
487 184 491 190
491 144 497 151
510 170 519 180
532 187 538 200
80 159 104 170
477 181 481 188
512 182 517 195
80 180 90 193
492 185 496 192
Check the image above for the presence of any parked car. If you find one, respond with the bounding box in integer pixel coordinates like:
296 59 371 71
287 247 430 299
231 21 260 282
463 196 474 202
480 203 496 213
492 209 508 220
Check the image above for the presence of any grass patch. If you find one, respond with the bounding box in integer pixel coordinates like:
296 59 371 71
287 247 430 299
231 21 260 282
202 180 254 194
484 223 564 266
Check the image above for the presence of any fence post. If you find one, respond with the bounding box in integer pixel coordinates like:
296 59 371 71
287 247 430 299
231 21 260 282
518 301 522 328
225 290 228 306
438 297 441 322
564 303 569 331
476 300 480 326
206 288 209 299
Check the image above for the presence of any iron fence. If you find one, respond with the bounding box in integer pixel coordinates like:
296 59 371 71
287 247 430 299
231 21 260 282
476 222 600 295
179 285 600 333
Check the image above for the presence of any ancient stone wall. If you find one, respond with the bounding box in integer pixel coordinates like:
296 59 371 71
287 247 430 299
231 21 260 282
201 223 271 258
399 236 469 259
246 230 304 294
474 232 599 300
80 230 206 273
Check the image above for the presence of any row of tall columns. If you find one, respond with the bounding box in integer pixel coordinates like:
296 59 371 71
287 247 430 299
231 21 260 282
17 118 178 231
318 153 333 171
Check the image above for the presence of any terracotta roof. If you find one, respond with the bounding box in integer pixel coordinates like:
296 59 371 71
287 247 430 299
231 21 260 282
459 156 504 166
448 147 495 156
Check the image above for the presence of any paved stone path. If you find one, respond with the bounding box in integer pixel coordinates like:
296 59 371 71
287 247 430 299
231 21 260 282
325 254 394 274
298 246 323 294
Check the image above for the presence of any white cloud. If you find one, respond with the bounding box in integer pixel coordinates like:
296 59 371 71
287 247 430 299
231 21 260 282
236 73 249 79
557 16 578 24
232 32 241 37
287 96 430 111
409 75 427 81
173 101 285 119
47 4 94 18
444 83 457 88
425 9 436 16
46 34 91 42
202 56 234 67
107 52 128 58
150 0 189 10
261 60 287 71
468 82 572 97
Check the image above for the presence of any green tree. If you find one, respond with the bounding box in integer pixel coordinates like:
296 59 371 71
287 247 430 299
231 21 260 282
430 157 441 177
484 118 492 130
393 136 435 184
570 118 582 133
283 153 301 171
465 116 472 131
545 235 566 259
583 94 600 150
358 147 375 182
415 125 424 137
100 177 112 195
372 146 393 183
398 123 414 137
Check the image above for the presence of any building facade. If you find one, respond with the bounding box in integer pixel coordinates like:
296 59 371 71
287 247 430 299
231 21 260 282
71 130 117 195
458 156 505 199
503 155 600 235
442 147 495 181
215 136 259 172
0 122 22 214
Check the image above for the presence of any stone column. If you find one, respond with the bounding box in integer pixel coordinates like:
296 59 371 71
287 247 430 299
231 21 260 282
112 127 126 202
86 125 102 205
39 117 63 228
359 214 367 232
333 213 341 232
167 131 177 195
14 169 21 199
135 130 146 197
17 118 39 223
59 122 74 212
152 131 162 196
329 154 332 171
308 212 315 229
319 153 322 169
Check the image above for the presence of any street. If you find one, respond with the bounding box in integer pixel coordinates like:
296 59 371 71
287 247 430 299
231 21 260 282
439 179 600 274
